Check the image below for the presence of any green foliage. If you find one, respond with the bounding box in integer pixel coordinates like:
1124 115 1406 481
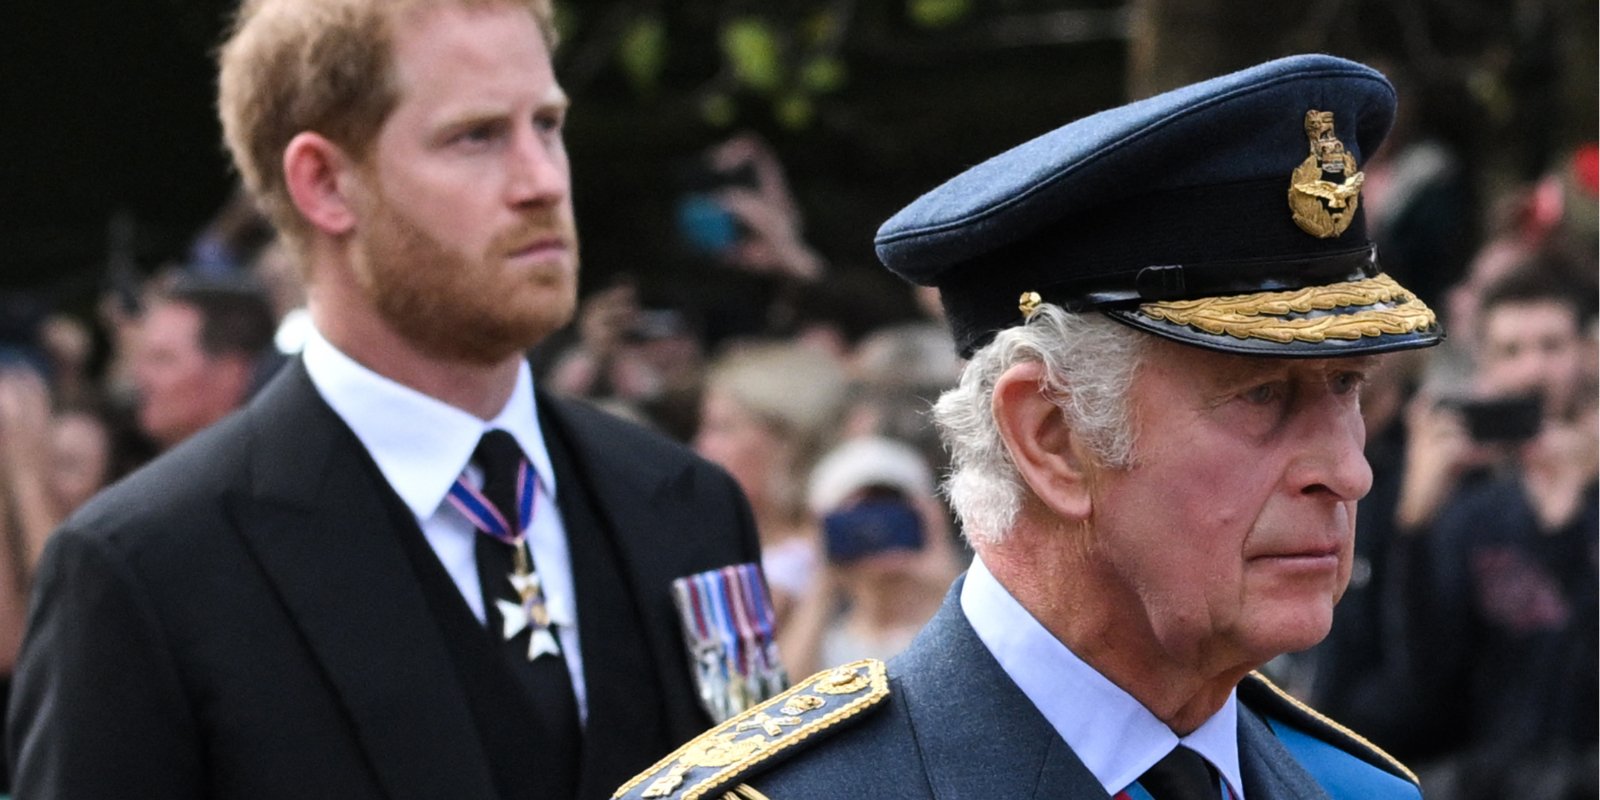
907 0 971 29
618 16 667 93
721 17 785 93
799 56 847 94
552 5 579 44
700 92 738 128
554 3 869 132
801 9 842 47
775 93 815 129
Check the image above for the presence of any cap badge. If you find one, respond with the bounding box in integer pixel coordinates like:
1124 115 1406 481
1288 110 1365 238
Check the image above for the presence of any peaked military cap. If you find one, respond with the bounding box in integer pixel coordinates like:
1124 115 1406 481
875 54 1443 358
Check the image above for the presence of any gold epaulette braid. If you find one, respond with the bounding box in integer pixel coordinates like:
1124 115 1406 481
613 659 890 800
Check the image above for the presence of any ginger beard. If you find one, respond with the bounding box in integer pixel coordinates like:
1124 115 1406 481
349 183 579 366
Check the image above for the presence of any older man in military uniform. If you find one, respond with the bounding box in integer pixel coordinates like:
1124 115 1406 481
616 54 1439 800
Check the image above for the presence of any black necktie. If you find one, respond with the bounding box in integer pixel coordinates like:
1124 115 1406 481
1136 745 1219 800
472 429 582 798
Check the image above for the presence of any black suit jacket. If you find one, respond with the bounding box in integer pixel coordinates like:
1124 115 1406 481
6 359 760 799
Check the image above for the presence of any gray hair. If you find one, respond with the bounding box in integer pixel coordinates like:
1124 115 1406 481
931 305 1147 546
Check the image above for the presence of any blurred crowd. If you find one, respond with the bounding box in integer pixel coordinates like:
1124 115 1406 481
1 119 1595 797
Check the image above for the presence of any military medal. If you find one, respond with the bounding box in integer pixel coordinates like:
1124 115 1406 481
496 548 562 660
671 564 787 723
447 457 561 661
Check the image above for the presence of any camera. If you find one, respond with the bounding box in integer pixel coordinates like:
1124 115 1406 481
624 309 688 344
822 496 925 564
672 157 758 257
1445 395 1543 443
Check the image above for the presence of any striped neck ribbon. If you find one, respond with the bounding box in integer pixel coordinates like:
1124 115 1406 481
446 458 537 546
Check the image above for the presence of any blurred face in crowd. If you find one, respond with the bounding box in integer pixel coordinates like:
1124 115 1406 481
1075 342 1374 674
694 387 791 517
49 411 111 519
1476 299 1586 421
132 301 254 448
344 2 578 365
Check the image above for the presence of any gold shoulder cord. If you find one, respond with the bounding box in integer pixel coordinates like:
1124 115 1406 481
614 660 889 800
1248 670 1419 784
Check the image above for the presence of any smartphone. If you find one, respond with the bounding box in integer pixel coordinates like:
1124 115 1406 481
625 309 688 343
672 157 758 257
1448 395 1543 443
675 195 744 255
822 498 924 564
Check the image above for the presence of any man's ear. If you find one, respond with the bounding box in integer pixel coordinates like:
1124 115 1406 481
283 132 359 237
992 361 1095 521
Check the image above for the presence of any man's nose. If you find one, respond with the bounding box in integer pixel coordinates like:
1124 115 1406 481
1287 396 1374 502
504 128 569 207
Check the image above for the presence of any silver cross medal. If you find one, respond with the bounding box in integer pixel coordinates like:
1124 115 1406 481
497 546 561 660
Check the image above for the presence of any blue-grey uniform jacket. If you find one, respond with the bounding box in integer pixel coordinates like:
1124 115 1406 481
616 577 1421 800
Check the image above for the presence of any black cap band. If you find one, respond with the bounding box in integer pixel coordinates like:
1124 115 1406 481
1064 245 1379 308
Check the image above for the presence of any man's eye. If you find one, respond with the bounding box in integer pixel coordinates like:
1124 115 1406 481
1242 383 1282 404
452 124 501 146
1330 371 1366 395
534 112 565 134
1539 336 1570 356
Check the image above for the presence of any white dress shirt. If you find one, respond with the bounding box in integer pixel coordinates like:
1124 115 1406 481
961 556 1244 799
302 327 588 721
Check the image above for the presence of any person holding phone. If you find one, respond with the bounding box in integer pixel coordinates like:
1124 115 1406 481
777 437 960 678
1389 265 1597 799
674 133 825 282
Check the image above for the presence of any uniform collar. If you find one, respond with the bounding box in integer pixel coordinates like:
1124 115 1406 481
301 325 558 521
961 556 1245 799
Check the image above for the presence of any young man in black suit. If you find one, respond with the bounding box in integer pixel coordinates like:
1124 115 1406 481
6 2 766 797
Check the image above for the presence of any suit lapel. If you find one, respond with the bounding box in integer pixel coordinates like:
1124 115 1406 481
229 362 497 800
537 393 737 740
892 579 1109 800
539 399 671 796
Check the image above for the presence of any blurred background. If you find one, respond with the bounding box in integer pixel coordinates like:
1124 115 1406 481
2 0 1594 307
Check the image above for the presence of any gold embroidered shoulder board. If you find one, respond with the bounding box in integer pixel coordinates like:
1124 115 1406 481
613 659 890 800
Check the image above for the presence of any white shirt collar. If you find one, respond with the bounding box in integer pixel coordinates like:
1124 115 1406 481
301 326 558 521
961 556 1244 799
